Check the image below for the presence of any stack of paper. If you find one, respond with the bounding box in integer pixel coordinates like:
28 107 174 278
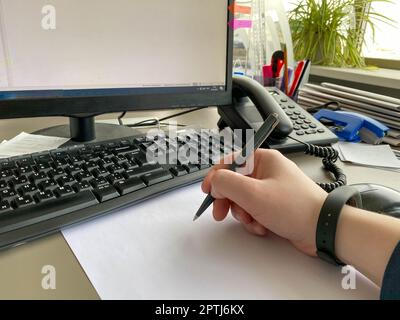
297 82 400 146
0 132 69 159
333 142 400 171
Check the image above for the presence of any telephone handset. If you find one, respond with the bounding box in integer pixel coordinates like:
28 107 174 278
229 75 293 140
218 75 346 192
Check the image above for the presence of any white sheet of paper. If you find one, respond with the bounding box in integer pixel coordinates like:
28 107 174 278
62 184 379 300
0 132 69 158
333 142 400 169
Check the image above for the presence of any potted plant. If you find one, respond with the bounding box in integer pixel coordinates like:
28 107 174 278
288 0 394 68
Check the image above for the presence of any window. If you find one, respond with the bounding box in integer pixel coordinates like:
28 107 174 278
283 0 400 69
362 0 400 68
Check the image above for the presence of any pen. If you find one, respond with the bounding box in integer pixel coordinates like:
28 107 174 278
193 113 280 221
283 45 289 95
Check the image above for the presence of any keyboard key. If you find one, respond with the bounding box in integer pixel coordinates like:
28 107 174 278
122 164 163 179
48 168 66 180
1 170 14 179
18 184 39 197
98 158 114 168
112 155 129 165
114 178 146 195
57 175 76 187
169 165 188 177
72 181 92 192
33 154 52 164
107 164 125 174
29 171 48 184
0 191 98 234
0 160 15 170
38 179 58 191
106 173 125 184
65 164 84 176
12 195 35 209
91 167 109 178
122 160 139 170
16 157 35 166
53 186 75 198
74 172 93 182
15 166 34 176
142 170 173 186
51 150 69 159
93 185 119 202
113 145 139 155
0 188 17 199
34 190 55 203
69 156 84 166
35 163 53 173
84 160 99 171
9 176 29 188
89 177 109 189
0 201 12 214
98 151 114 160
134 152 156 166
0 180 8 190
53 158 69 168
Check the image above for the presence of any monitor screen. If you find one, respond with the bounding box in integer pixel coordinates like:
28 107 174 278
0 0 232 117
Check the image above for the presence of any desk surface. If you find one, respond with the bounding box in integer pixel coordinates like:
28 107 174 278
0 108 399 299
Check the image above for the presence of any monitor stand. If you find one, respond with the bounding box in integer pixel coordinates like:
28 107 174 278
34 115 141 145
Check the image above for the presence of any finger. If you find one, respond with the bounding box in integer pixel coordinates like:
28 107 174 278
230 203 254 225
210 169 263 214
213 199 230 221
202 152 239 193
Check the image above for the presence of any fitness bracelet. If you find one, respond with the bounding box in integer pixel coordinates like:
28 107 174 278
316 186 362 266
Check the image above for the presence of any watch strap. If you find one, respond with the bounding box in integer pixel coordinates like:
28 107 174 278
316 186 362 266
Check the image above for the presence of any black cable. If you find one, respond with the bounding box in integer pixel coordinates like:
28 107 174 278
118 107 205 128
306 101 341 113
158 107 207 122
288 135 347 193
126 121 186 128
118 111 127 125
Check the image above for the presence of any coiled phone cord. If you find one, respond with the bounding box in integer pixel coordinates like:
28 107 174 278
288 136 347 193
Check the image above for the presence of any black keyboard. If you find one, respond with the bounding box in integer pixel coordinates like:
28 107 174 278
0 130 241 250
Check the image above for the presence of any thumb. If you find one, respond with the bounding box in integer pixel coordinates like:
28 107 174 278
210 169 262 213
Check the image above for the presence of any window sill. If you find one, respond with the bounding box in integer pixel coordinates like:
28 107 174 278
309 66 400 98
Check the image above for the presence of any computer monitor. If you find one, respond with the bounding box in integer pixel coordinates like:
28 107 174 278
0 0 233 140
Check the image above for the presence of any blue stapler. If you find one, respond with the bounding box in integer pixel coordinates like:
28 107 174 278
313 109 389 144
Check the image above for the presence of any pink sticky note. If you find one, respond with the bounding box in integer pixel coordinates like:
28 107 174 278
228 19 252 30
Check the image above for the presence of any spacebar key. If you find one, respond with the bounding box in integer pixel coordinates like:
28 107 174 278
0 191 99 234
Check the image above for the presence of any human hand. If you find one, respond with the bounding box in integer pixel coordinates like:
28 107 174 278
202 149 328 256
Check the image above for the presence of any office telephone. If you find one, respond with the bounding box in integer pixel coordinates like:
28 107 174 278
217 76 346 192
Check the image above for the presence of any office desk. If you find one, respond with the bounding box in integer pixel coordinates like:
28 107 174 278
0 108 399 299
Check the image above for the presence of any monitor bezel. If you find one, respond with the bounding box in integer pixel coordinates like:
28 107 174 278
0 0 234 120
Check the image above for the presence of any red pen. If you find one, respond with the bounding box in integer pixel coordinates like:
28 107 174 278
289 60 305 97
